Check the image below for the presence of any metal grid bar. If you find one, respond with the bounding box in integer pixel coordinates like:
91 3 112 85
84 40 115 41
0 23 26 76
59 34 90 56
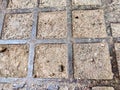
0 0 120 89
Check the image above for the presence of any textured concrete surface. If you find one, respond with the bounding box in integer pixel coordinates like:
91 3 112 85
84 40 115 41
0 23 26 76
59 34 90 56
111 23 120 37
73 43 113 79
2 14 33 39
39 0 66 7
37 11 67 39
34 44 67 78
72 0 102 5
92 87 114 90
0 84 12 90
8 0 37 9
0 45 28 77
0 0 120 90
72 10 107 38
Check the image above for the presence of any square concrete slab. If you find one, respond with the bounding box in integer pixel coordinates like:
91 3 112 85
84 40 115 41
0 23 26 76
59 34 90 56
111 23 120 37
92 87 114 90
2 13 33 39
34 44 67 78
0 45 28 77
8 0 37 9
72 10 107 38
114 43 120 75
72 0 102 5
73 43 113 79
105 5 120 22
39 0 66 7
0 84 12 90
37 11 67 39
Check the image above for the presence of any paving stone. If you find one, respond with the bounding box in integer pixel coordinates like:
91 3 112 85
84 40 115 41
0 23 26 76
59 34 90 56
105 4 120 22
0 45 28 77
114 43 120 75
37 11 67 39
0 84 12 90
34 44 67 78
111 23 120 37
2 13 33 39
39 0 66 7
73 43 113 79
72 10 107 38
92 87 114 90
8 0 37 9
72 0 102 5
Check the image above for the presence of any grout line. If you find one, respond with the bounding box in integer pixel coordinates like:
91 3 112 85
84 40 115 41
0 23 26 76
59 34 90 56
74 38 108 44
0 78 26 83
0 38 113 45
0 12 5 38
27 43 35 78
0 0 8 39
72 5 101 10
5 8 33 14
108 43 120 78
0 0 119 88
31 10 38 39
0 77 117 86
66 0 74 79
4 5 103 14
36 39 67 44
27 0 39 78
0 40 28 44
67 43 74 79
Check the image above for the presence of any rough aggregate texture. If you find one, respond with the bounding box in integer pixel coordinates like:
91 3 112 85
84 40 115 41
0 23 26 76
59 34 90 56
111 23 120 37
72 0 102 5
34 44 67 78
37 11 67 39
8 0 37 9
73 43 113 79
39 0 66 7
0 84 12 90
2 13 33 39
72 10 107 38
0 45 28 77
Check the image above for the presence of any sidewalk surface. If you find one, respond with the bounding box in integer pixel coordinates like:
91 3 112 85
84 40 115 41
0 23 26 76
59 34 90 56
0 0 120 90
